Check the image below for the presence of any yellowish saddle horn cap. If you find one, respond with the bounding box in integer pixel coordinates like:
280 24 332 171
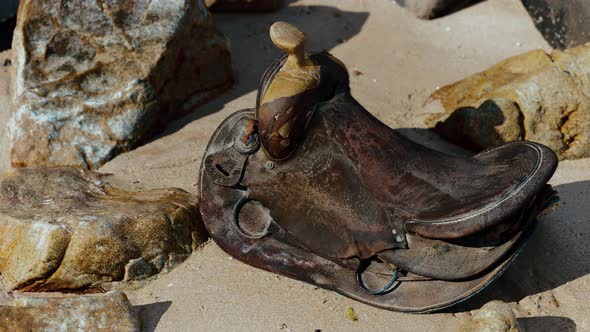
270 22 308 69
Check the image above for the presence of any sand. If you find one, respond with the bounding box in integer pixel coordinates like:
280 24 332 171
0 0 588 331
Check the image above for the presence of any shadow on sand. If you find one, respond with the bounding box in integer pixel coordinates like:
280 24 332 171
518 316 577 332
135 301 173 332
394 0 485 19
443 180 589 319
148 2 369 142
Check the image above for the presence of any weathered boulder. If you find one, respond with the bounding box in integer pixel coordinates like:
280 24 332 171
9 0 233 169
0 291 140 331
205 0 282 12
427 43 590 160
459 300 520 332
394 0 480 19
522 0 590 49
0 167 203 292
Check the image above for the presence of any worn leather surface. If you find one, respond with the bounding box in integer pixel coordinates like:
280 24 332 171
199 52 558 312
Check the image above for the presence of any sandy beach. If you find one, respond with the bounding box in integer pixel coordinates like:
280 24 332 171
0 0 588 330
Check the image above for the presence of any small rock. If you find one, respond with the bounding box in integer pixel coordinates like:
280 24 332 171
0 291 140 331
124 258 156 282
0 167 204 292
10 0 233 169
459 300 520 332
427 43 590 160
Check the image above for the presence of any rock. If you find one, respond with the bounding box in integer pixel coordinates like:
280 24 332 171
427 43 590 160
394 0 480 19
0 291 140 331
205 0 282 12
9 0 233 169
0 167 204 292
459 300 520 332
522 0 590 49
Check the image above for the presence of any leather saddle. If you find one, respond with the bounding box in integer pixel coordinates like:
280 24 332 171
199 22 558 312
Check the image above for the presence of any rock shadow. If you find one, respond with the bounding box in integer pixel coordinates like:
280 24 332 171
0 17 16 52
394 0 485 19
0 0 18 51
448 180 590 311
150 3 369 141
135 300 172 332
518 316 577 332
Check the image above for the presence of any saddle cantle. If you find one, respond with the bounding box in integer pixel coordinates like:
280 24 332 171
199 22 558 312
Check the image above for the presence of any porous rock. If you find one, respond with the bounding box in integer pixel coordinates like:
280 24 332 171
427 43 590 160
0 167 203 292
9 0 233 169
0 291 140 332
459 300 520 332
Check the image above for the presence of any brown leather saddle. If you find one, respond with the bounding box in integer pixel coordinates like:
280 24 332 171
199 22 558 312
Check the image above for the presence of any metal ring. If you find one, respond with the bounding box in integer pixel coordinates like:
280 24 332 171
233 199 274 239
356 267 400 296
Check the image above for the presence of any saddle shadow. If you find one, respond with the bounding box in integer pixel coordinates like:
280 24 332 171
518 316 577 332
395 100 510 157
134 301 172 332
149 3 369 142
448 180 590 311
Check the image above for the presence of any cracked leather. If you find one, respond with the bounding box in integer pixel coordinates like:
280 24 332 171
200 49 558 312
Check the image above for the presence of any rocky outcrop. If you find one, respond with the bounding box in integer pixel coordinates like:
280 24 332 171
0 291 140 331
205 0 282 11
0 167 203 292
9 0 233 169
459 300 520 332
427 43 590 160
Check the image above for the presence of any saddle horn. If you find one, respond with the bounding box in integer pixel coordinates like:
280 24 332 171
257 22 348 160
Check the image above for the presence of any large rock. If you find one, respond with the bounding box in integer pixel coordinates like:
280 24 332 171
9 0 233 169
427 43 590 160
0 167 203 292
459 300 520 332
0 291 140 331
